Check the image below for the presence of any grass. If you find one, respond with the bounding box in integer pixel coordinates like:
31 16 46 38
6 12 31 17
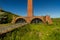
0 18 60 40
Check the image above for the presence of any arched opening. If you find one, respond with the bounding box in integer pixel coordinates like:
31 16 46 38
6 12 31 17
15 18 26 23
31 18 43 23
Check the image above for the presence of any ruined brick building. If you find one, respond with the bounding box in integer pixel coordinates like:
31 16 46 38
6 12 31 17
11 0 52 24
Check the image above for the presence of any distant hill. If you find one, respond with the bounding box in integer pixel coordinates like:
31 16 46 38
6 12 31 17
0 9 19 16
0 9 19 23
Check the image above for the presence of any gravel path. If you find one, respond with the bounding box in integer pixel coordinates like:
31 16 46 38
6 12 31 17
0 23 27 34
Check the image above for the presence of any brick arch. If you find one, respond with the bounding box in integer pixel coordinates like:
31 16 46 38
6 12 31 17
30 18 44 23
15 18 27 23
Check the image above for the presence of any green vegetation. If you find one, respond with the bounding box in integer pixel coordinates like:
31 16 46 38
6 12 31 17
3 12 19 23
0 10 19 24
0 18 60 40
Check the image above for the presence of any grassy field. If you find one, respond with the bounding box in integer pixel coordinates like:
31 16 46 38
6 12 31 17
0 18 60 40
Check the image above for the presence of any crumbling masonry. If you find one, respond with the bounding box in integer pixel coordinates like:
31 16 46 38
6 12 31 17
11 0 52 24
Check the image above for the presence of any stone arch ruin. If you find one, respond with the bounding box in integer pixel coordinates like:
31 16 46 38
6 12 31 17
15 18 26 23
31 18 43 23
11 0 52 24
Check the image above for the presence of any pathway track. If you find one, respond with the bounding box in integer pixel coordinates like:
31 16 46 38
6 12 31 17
0 23 27 34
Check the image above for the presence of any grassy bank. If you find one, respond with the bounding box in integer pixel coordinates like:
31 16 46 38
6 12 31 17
0 18 60 40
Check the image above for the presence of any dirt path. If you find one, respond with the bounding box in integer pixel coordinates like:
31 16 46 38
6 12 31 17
0 23 27 34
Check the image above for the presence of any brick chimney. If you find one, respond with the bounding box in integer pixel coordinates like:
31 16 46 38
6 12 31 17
27 0 33 17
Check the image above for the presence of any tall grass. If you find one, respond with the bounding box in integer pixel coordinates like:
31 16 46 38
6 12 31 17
0 18 60 40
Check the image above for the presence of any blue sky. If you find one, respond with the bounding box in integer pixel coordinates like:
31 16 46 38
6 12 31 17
0 0 60 18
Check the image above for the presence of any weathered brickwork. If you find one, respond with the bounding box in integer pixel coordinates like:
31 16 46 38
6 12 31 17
11 0 52 24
